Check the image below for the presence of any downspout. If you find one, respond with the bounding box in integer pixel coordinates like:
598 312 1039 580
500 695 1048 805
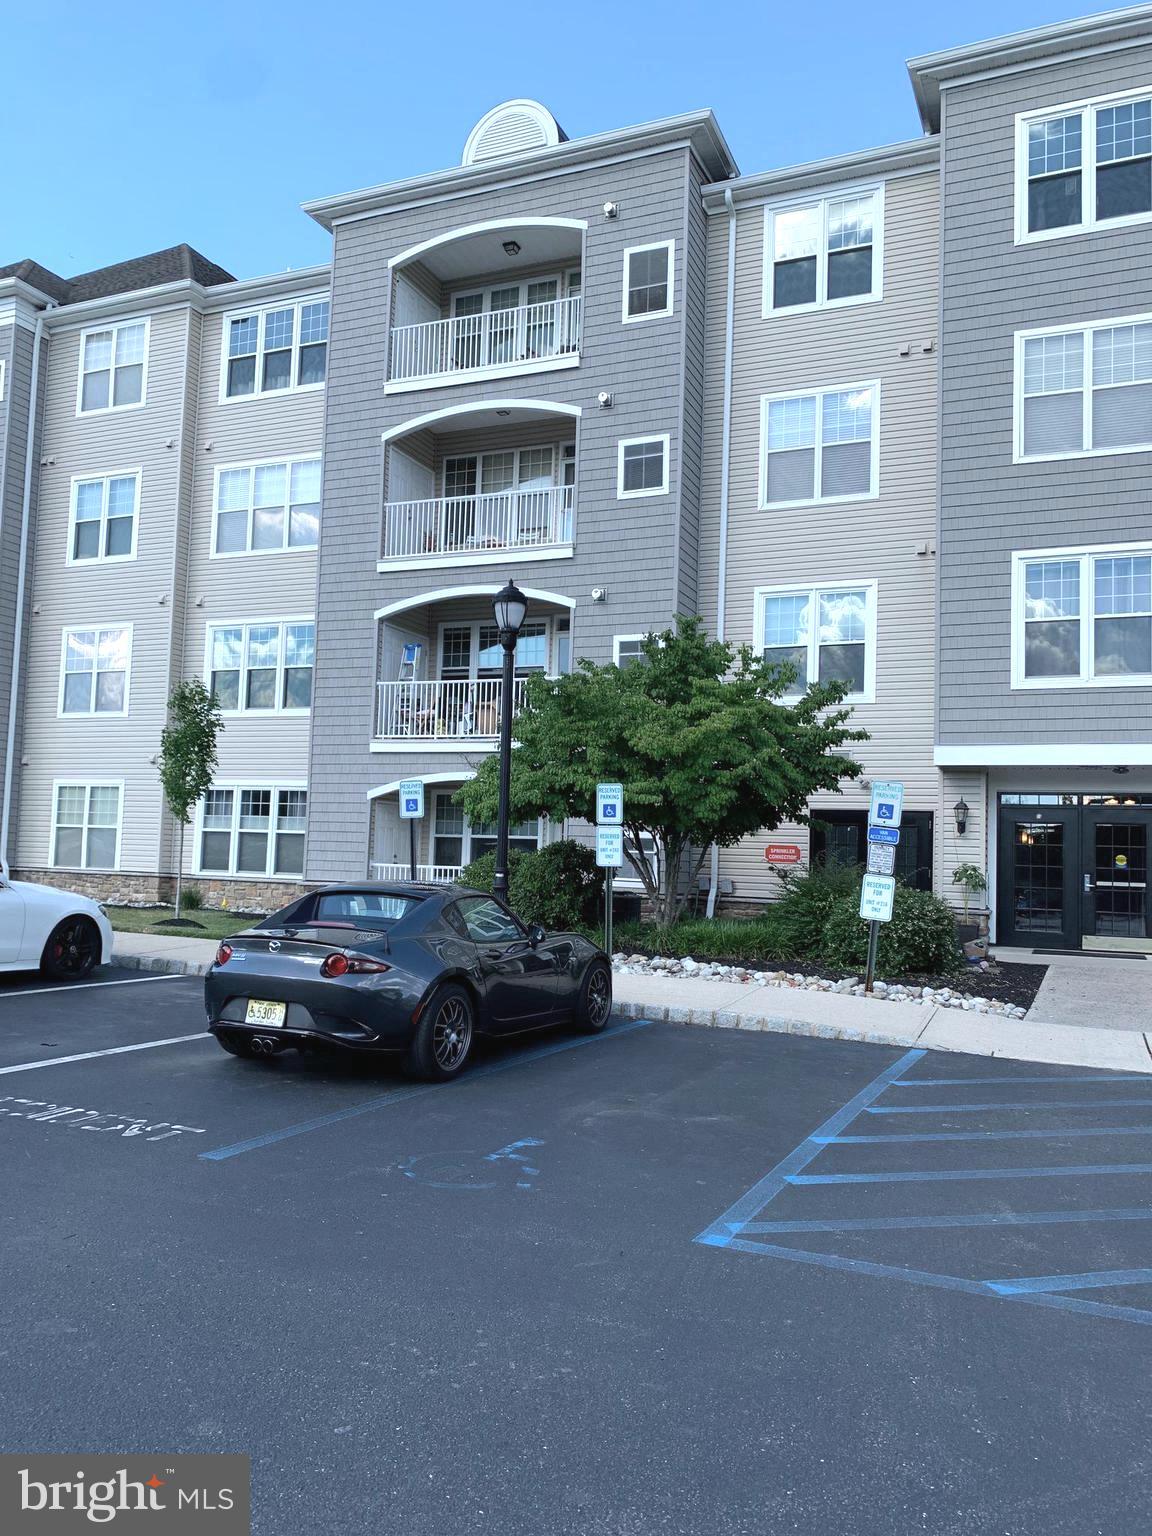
706 186 737 921
0 310 46 873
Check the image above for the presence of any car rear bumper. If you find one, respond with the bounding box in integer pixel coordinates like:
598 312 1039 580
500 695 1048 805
205 972 422 1050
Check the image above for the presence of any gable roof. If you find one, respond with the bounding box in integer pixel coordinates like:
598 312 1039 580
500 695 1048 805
0 244 235 306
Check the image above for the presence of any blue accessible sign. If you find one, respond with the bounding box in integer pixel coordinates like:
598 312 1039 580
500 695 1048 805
398 779 424 820
867 825 901 846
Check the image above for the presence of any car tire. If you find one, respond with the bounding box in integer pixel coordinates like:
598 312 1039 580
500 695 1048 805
214 1031 258 1059
576 960 613 1033
39 916 102 981
405 984 475 1082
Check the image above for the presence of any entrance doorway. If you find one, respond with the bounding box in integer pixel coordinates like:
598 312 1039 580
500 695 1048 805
996 794 1152 950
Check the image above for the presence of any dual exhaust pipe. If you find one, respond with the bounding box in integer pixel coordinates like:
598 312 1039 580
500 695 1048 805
250 1036 283 1055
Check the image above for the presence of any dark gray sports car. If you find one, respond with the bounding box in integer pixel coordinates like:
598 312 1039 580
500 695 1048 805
203 882 613 1080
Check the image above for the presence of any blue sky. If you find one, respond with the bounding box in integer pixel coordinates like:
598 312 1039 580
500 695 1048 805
7 0 1096 281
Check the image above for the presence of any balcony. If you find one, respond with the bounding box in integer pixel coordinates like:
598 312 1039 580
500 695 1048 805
375 677 529 743
369 862 462 884
389 296 581 387
381 485 573 565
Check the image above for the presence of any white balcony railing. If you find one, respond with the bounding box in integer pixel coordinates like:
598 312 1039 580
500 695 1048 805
389 296 582 383
382 485 573 563
369 862 462 884
375 677 529 741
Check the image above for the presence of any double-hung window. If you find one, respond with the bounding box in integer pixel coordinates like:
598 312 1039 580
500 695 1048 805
59 626 130 715
755 582 876 700
617 435 670 498
1019 91 1152 238
1014 545 1152 685
198 786 307 876
208 620 315 712
764 189 881 313
1017 316 1152 459
52 783 121 870
223 297 329 398
760 383 878 507
77 319 148 413
622 242 674 321
69 472 139 563
214 457 321 554
432 792 539 869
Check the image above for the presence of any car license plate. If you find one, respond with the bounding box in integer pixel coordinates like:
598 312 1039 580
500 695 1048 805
245 999 286 1027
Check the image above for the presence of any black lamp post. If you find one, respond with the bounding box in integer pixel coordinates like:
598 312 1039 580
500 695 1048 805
492 579 528 903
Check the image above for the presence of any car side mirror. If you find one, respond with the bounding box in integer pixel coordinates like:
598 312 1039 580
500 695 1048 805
528 923 547 947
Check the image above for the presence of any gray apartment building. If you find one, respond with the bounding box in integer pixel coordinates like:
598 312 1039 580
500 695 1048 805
2 6 1151 953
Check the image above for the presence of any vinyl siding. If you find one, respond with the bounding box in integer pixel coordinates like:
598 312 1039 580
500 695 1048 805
937 41 1152 748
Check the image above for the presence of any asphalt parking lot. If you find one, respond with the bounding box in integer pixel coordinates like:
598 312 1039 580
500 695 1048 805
1 967 1151 1535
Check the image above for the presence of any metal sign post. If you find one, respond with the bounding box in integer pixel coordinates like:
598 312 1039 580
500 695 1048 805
398 778 425 882
861 781 904 994
859 873 897 993
596 783 625 957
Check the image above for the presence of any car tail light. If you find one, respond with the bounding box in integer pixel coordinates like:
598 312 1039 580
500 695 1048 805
216 943 233 966
321 952 390 978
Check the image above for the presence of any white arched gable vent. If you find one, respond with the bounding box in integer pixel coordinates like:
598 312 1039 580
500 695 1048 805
462 100 566 165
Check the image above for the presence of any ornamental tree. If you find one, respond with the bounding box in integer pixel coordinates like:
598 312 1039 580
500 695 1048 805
456 616 867 929
157 679 223 920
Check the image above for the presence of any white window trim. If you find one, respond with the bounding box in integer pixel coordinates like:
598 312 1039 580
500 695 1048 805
204 617 315 717
50 779 124 872
0 359 6 401
56 623 133 718
616 433 671 500
613 634 648 666
431 789 542 867
193 782 309 879
210 453 322 559
450 271 569 316
217 293 329 405
752 579 878 704
1014 86 1152 246
74 316 151 418
621 240 675 324
1010 540 1152 690
1013 310 1152 463
758 380 881 510
761 183 885 319
66 468 141 567
435 616 556 681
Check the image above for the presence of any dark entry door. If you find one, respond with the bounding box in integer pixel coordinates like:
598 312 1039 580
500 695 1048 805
997 804 1081 949
1082 811 1151 944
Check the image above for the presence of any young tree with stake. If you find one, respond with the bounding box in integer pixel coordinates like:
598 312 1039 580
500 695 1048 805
156 679 223 922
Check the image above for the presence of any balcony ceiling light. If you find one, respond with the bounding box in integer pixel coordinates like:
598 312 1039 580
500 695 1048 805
502 240 521 256
496 408 512 416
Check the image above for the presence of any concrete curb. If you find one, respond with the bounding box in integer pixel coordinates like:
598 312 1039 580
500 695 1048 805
115 946 1152 1074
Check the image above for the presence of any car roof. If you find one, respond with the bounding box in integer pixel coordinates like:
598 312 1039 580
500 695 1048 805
307 882 488 903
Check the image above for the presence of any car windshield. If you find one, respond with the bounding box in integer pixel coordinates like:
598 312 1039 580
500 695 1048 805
311 892 420 927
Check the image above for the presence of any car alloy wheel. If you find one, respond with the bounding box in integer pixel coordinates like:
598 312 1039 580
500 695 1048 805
46 918 100 978
586 964 612 1028
432 995 473 1072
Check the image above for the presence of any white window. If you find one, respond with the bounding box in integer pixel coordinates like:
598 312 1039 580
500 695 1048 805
222 296 329 400
52 783 122 870
432 792 540 869
197 786 308 877
754 582 877 701
760 383 878 507
1013 543 1152 687
764 187 882 314
613 635 649 668
1017 90 1152 241
622 241 674 322
0 360 6 401
1016 315 1152 460
208 620 315 713
437 618 556 680
213 456 321 555
77 319 148 414
58 626 131 716
617 435 670 499
68 472 139 564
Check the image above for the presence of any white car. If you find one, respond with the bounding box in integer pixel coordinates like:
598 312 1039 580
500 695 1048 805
0 858 114 979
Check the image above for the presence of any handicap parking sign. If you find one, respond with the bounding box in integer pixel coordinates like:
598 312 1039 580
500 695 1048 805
398 779 424 820
868 781 904 829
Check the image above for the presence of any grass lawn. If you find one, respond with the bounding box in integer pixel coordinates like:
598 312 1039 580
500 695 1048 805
104 905 261 941
612 917 787 965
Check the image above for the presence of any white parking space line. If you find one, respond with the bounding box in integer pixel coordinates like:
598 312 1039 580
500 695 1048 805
0 974 188 1000
0 1034 210 1077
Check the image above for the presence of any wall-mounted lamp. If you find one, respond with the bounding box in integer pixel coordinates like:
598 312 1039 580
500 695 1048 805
591 587 607 603
602 202 618 219
596 391 614 409
953 798 970 836
502 240 521 256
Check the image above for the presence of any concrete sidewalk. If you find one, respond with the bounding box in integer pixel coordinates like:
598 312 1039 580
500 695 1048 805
111 929 1152 1076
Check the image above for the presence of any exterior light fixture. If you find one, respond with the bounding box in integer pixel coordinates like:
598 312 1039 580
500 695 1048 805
953 798 970 836
502 240 521 256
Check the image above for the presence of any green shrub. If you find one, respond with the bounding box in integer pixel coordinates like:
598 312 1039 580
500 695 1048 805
612 916 786 964
819 883 962 976
768 860 863 958
461 840 604 931
181 887 204 912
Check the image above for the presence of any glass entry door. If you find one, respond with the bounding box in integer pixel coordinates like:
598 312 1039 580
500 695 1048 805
997 805 1081 949
1083 813 1150 942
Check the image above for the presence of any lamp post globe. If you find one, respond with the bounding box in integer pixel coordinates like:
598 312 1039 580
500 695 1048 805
492 580 528 904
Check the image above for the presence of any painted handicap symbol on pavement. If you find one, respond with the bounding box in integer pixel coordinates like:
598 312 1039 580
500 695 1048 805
399 1138 544 1191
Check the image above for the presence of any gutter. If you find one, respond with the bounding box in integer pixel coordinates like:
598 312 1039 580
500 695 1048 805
706 186 738 922
0 310 45 870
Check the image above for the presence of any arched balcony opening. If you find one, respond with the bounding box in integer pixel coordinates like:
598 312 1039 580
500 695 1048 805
380 401 580 570
387 218 585 389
